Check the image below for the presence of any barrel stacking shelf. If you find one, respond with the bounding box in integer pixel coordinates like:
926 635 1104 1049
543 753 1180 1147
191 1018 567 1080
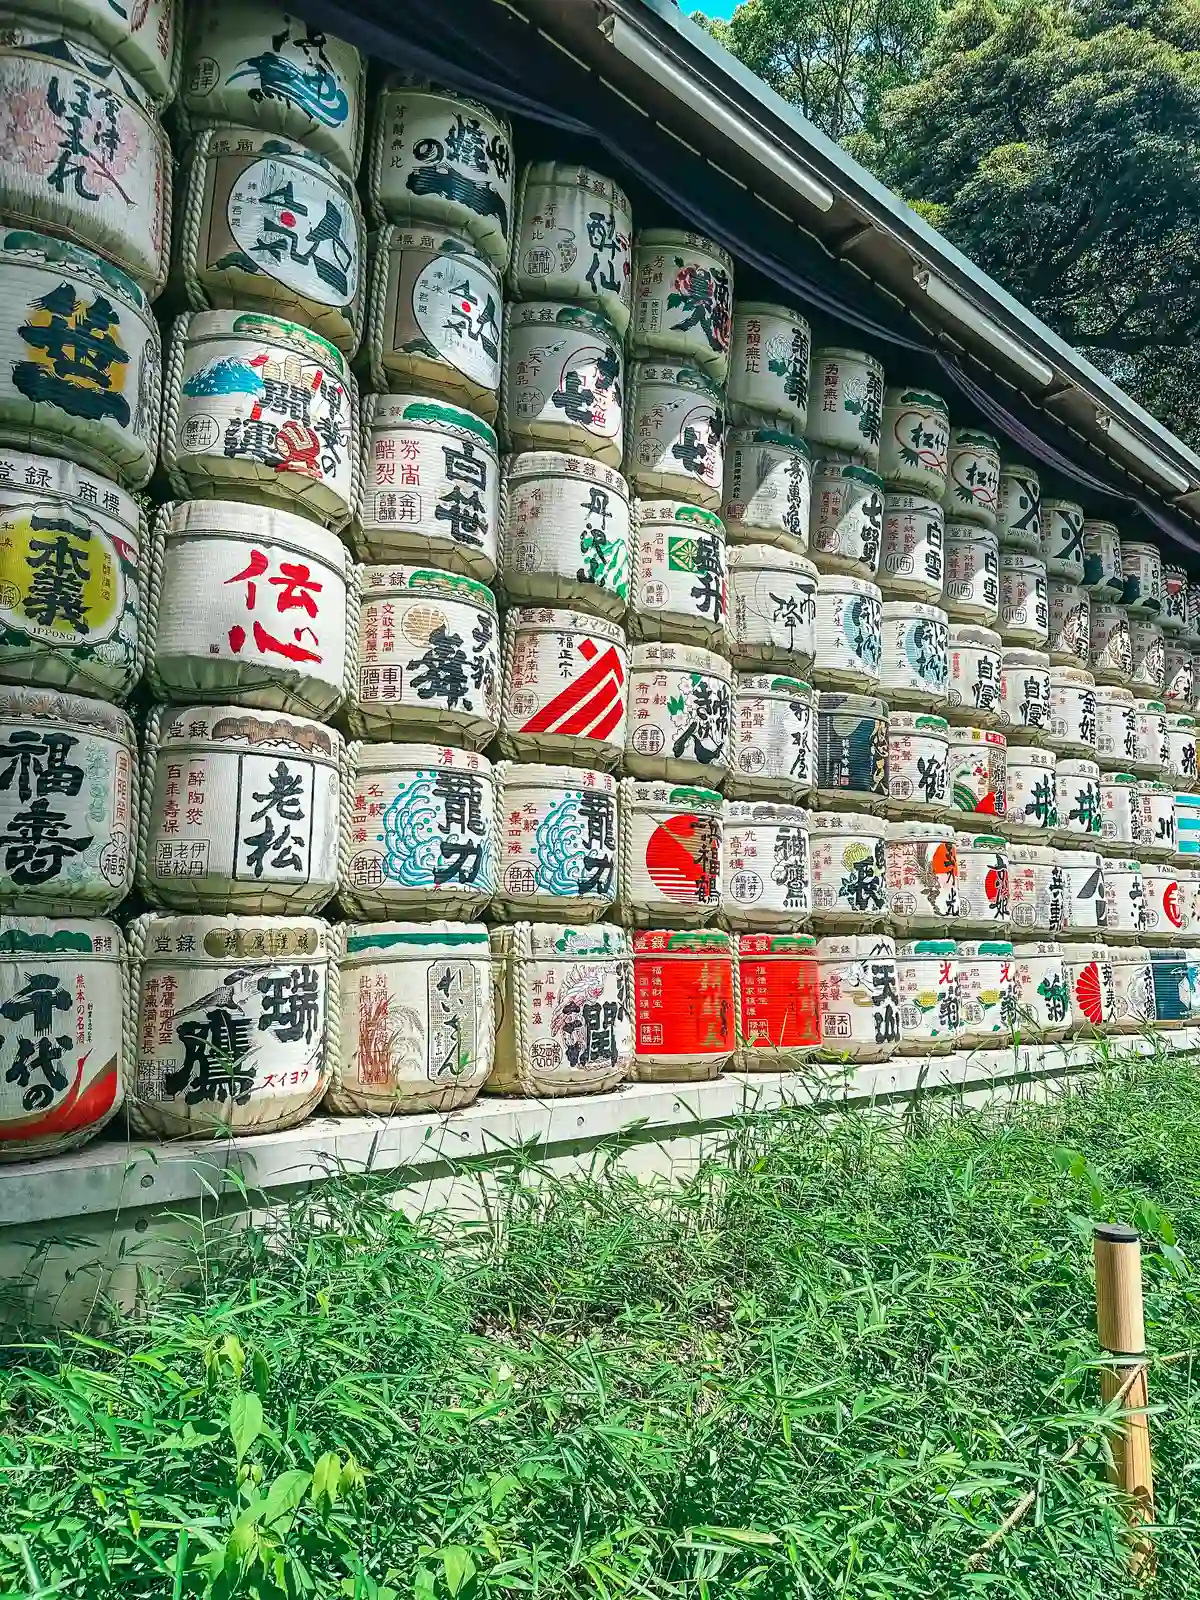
0 6 1199 1172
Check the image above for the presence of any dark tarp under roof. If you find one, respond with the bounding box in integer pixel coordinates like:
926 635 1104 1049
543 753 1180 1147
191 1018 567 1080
313 0 1200 564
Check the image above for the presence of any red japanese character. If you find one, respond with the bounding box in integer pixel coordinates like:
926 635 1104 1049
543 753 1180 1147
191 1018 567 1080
226 549 269 608
252 621 322 664
269 561 321 617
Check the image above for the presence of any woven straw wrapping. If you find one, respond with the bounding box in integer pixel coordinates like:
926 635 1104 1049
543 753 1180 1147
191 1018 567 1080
727 674 816 804
500 301 625 467
630 927 736 1082
804 349 884 464
491 761 617 922
497 606 629 771
878 388 949 498
628 500 728 649
725 303 810 432
624 361 724 510
630 229 733 383
498 451 630 620
815 933 899 1063
617 779 723 929
509 160 632 329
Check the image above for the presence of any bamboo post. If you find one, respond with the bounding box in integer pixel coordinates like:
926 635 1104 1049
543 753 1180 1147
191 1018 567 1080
1094 1222 1155 1575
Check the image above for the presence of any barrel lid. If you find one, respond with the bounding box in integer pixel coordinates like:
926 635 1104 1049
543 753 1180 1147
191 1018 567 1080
1101 772 1139 786
636 500 725 531
518 160 629 206
504 452 629 495
1011 940 1063 955
1010 843 1057 862
360 564 496 610
1001 648 1050 666
1095 683 1135 702
507 300 622 342
1000 461 1041 479
164 498 349 572
1007 746 1054 765
377 222 495 266
382 82 513 135
159 705 341 760
367 393 498 452
949 623 1001 648
812 460 884 491
950 428 999 451
635 228 732 269
631 641 732 679
182 308 349 381
728 543 817 577
1057 757 1100 773
886 821 954 840
818 691 888 716
0 227 151 315
1082 519 1120 535
881 599 948 621
629 360 724 403
351 741 492 775
945 520 998 537
883 386 948 414
813 347 884 372
0 917 124 956
810 810 887 836
1060 941 1109 958
506 607 626 643
724 426 811 457
196 125 353 190
496 761 615 793
1043 497 1085 515
956 832 1007 848
342 922 492 963
1049 665 1096 685
0 685 134 745
502 922 630 958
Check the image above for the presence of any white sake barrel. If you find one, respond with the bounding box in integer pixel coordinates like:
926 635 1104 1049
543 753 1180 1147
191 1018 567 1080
808 461 885 579
630 230 733 381
1056 757 1102 844
998 649 1051 744
626 362 724 509
1062 941 1114 1032
949 725 1007 822
996 463 1041 552
887 711 950 816
500 452 630 619
943 430 1000 529
997 549 1048 648
727 543 817 671
1164 641 1194 708
1104 859 1146 941
896 939 958 1054
624 643 732 785
147 499 348 718
1108 944 1155 1031
722 800 811 928
1040 498 1085 582
1142 862 1188 943
182 1 364 177
163 310 357 528
726 303 810 431
946 624 1002 726
0 687 133 915
1149 948 1194 1028
0 231 160 489
358 394 499 580
1163 562 1189 637
503 301 624 466
1010 940 1069 1039
493 762 617 921
339 742 494 921
490 922 632 1095
0 916 126 1161
361 228 502 417
885 821 957 932
879 388 949 497
736 932 822 1069
1130 617 1166 700
20 0 176 102
498 607 628 770
511 162 632 331
0 448 143 701
1182 866 1200 933
1047 580 1090 667
1099 772 1139 854
129 912 331 1137
1089 602 1132 685
955 939 1014 1048
816 692 889 810
1167 713 1198 786
878 493 944 603
942 520 999 625
178 129 364 355
371 89 513 270
332 921 493 1114
1095 684 1137 771
1137 779 1177 859
1081 519 1124 599
1047 666 1097 758
1008 844 1063 937
629 500 728 648
1059 846 1105 933
349 565 499 747
618 780 721 927
1005 746 1057 839
631 928 734 1081
811 572 882 691
817 934 899 1061
1121 540 1163 615
1188 583 1200 641
1130 700 1168 777
809 810 888 928
0 28 168 296
138 703 339 915
1176 789 1199 858
879 601 948 707
954 831 1010 933
721 427 811 552
806 348 884 464
728 674 815 803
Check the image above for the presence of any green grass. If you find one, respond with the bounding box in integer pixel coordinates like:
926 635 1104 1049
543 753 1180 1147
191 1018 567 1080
5 1054 1200 1598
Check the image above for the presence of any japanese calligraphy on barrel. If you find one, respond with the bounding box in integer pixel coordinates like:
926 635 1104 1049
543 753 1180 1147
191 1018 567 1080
805 348 884 464
816 691 889 809
1005 746 1057 839
946 624 1002 727
1082 519 1123 599
1121 540 1163 615
811 571 882 691
631 927 735 1082
493 762 617 921
1089 601 1133 686
1047 665 1097 758
1163 640 1193 709
736 931 821 1069
1010 940 1069 1038
624 643 732 785
499 453 630 619
887 711 950 817
879 388 949 498
998 649 1051 744
943 521 999 626
997 550 1048 648
885 821 957 933
727 543 816 671
722 800 810 928
896 939 958 1053
808 461 884 579
1095 683 1136 770
949 724 1006 820
728 673 815 804
809 810 888 929
726 303 810 431
1040 498 1085 583
629 500 728 648
626 362 725 509
502 302 624 466
1130 617 1166 700
955 939 1013 1048
631 230 733 381
22 0 177 103
943 430 999 529
618 780 722 927
720 427 811 552
996 463 1041 552
879 600 948 707
1062 941 1114 1033
1108 945 1155 1032
878 493 944 603
498 607 628 770
817 934 899 1062
954 831 1010 934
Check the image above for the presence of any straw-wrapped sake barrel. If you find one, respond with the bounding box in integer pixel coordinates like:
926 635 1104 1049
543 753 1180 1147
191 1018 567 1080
339 743 495 921
996 464 1041 552
510 162 632 329
998 649 1051 744
0 916 126 1162
1130 617 1166 700
348 564 499 747
736 932 821 1070
810 572 882 690
0 229 161 489
943 521 999 625
137 704 340 915
20 0 177 103
955 939 1015 1049
1047 580 1090 667
879 601 948 707
879 388 949 497
885 821 958 933
1108 945 1155 1033
726 303 809 431
128 912 332 1138
630 230 733 382
1082 520 1124 599
0 27 169 296
1121 541 1163 615
330 922 493 1115
808 460 885 579
721 800 811 928
492 762 617 922
499 453 630 619
727 544 816 671
1089 601 1133 686
0 687 134 915
628 501 727 649
146 499 349 718
361 227 502 416
809 810 888 927
371 89 513 270
1005 746 1057 839
1062 941 1115 1034
624 643 732 785
177 129 365 354
1040 499 1085 583
943 430 1000 528
727 674 816 803
896 940 958 1054
618 780 722 926
720 427 811 552
955 831 1011 933
817 934 899 1061
946 624 1002 726
357 394 499 581
806 348 884 464
502 302 624 467
1047 666 1098 758
878 493 944 603
816 692 889 809
498 607 629 770
1008 844 1063 938
632 928 735 1082
625 362 725 511
1164 640 1194 709
887 711 950 816
163 309 358 528
1010 940 1069 1038
181 1 365 177
0 448 143 700
997 550 1048 649
488 922 632 1096
949 725 1006 820
1099 772 1140 854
